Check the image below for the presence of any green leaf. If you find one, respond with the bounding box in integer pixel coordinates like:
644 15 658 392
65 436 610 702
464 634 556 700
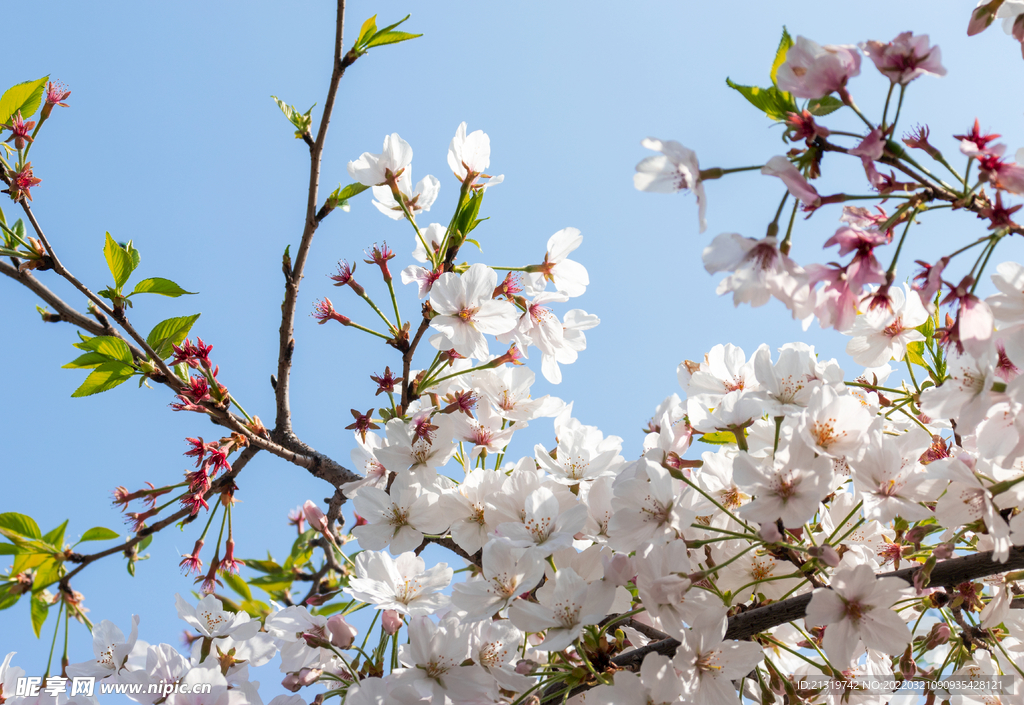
221 572 252 601
242 558 282 574
906 341 927 367
328 182 370 207
0 590 20 611
356 15 378 47
769 27 794 86
0 543 17 555
130 277 197 298
103 233 135 290
71 361 135 398
807 96 844 117
0 513 41 539
78 527 120 543
697 430 738 445
271 96 314 138
312 601 348 617
371 14 412 39
73 336 132 364
32 557 64 593
364 31 422 49
0 77 49 125
724 78 796 121
146 313 201 360
42 521 68 550
126 240 141 274
62 352 109 370
248 573 294 593
30 593 48 637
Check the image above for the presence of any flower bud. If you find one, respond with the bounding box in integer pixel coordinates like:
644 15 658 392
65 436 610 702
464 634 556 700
303 500 335 542
281 673 302 692
808 545 840 567
297 668 322 688
327 615 357 649
382 609 403 635
601 553 634 587
759 523 783 543
924 623 950 650
899 646 917 679
515 659 539 675
933 543 954 559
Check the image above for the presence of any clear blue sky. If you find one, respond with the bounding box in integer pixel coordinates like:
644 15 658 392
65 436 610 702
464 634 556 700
3 0 1022 696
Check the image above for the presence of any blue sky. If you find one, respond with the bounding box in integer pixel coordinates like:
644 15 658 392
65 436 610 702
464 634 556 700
3 0 1023 696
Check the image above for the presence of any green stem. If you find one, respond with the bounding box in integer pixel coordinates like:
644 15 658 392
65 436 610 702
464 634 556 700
825 500 863 545
347 321 394 341
845 381 907 395
780 200 799 255
890 85 906 133
881 83 895 128
887 210 916 276
228 395 254 424
357 292 397 334
970 232 1003 294
386 279 402 330
44 599 65 678
905 357 921 394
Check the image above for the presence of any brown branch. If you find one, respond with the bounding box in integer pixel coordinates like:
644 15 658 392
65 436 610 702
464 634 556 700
274 0 353 437
543 546 1024 704
401 315 431 408
0 260 130 342
414 535 482 568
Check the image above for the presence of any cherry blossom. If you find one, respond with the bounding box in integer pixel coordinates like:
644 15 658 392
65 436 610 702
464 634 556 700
805 563 912 666
508 567 615 651
429 263 518 360
776 36 862 99
634 137 708 232
348 133 414 187
344 551 453 616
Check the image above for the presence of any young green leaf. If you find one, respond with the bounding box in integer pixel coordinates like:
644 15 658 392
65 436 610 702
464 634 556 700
697 430 739 445
146 313 201 359
807 96 844 117
906 341 928 367
71 361 135 398
73 336 132 364
0 513 42 540
30 593 48 638
41 521 68 550
130 277 197 298
78 527 120 543
0 77 49 125
221 572 253 602
0 543 17 555
356 15 378 47
364 31 422 49
62 352 110 370
769 27 794 86
725 79 796 121
103 233 135 291
329 182 370 205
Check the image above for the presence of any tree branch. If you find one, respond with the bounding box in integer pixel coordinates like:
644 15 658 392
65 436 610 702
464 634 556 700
274 0 351 436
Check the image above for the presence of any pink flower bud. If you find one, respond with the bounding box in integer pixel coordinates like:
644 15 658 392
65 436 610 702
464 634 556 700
281 674 302 692
933 542 954 559
515 659 539 675
297 668 322 688
810 545 840 567
327 615 357 649
302 500 335 542
601 553 634 587
925 623 951 650
382 609 403 635
759 523 783 543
